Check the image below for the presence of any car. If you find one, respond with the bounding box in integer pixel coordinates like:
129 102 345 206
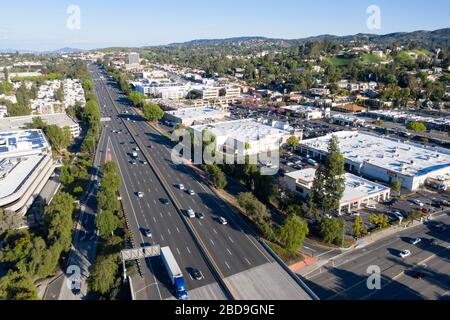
393 211 404 221
412 199 424 207
131 161 137 165
148 145 153 149
178 184 185 191
137 192 144 198
435 224 448 233
351 212 360 217
410 238 422 245
142 160 148 165
187 190 195 196
428 238 438 246
366 204 377 209
143 229 152 238
286 162 294 167
191 268 204 281
399 250 411 258
219 217 228 225
160 198 170 205
411 271 426 280
187 209 195 219
196 212 205 220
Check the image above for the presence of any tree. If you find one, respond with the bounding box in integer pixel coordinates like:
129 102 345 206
142 102 164 122
319 217 345 245
89 255 118 295
287 136 300 150
204 164 228 190
0 209 23 235
0 271 38 300
391 180 402 196
54 83 64 102
369 214 390 230
278 214 309 253
310 135 346 214
129 91 147 108
254 174 278 203
96 210 120 238
237 192 270 227
44 125 71 153
43 192 75 252
25 117 47 130
352 216 367 239
406 121 427 133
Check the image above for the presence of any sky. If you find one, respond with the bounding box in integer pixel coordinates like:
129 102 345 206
1 0 449 51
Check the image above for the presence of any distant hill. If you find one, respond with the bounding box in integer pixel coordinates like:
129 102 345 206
164 28 450 48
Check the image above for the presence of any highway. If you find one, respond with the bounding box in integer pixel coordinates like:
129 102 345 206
91 65 227 300
303 212 450 300
91 63 314 300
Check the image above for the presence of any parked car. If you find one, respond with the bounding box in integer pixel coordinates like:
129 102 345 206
435 223 448 233
412 199 424 207
137 192 144 198
399 250 411 258
411 271 426 279
410 238 422 245
143 229 152 238
219 217 228 225
393 211 404 221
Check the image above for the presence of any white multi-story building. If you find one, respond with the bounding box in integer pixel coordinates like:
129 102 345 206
0 130 55 216
300 131 450 191
282 105 330 120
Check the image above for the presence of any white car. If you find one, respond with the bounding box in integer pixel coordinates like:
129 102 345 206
187 209 195 218
366 204 377 209
412 199 424 207
394 211 404 221
410 238 422 245
399 250 411 259
219 217 228 225
137 192 144 198
187 189 195 196
178 184 185 191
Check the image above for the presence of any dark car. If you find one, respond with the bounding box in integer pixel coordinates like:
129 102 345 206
435 224 448 233
160 198 170 205
196 212 205 220
411 271 426 280
191 268 204 281
428 238 438 246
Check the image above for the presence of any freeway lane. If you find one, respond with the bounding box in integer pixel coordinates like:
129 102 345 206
303 213 450 300
91 65 227 300
98 64 314 300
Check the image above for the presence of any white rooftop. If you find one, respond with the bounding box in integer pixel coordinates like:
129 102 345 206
0 130 50 158
286 168 390 203
165 107 228 120
0 113 78 132
301 131 450 177
191 119 291 143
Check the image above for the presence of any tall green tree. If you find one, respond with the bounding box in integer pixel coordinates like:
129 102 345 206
142 102 164 122
89 255 118 295
319 217 345 246
278 214 309 253
352 216 367 239
310 135 346 214
96 210 120 238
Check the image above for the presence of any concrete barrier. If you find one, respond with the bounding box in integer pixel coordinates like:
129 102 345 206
260 240 320 300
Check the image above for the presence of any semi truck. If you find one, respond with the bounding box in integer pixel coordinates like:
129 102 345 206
160 247 188 300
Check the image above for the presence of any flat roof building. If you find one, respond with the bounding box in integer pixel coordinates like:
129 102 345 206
164 106 230 126
300 131 450 191
284 168 391 215
0 113 80 138
192 119 294 156
0 130 55 216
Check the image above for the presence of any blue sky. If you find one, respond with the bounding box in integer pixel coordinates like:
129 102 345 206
1 0 449 51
